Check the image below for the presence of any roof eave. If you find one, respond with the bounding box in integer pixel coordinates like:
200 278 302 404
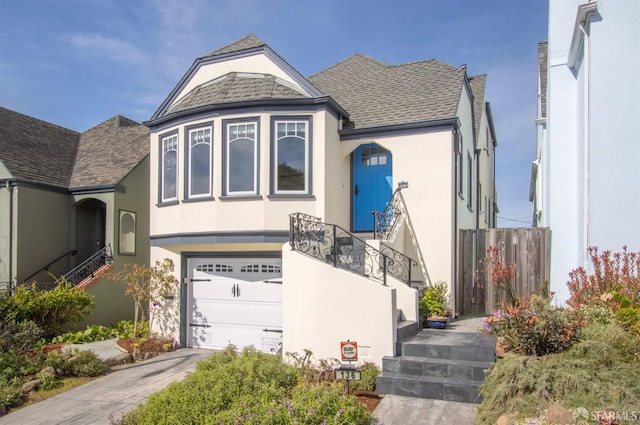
339 117 460 140
568 1 598 69
144 96 349 129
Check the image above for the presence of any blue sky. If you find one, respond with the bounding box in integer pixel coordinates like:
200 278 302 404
0 0 548 226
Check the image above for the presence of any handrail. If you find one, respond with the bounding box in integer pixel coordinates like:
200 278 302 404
289 213 416 285
63 244 114 286
373 189 432 286
21 249 78 284
372 188 404 241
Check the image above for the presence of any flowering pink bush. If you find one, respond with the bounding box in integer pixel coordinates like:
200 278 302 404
483 295 584 356
567 246 640 309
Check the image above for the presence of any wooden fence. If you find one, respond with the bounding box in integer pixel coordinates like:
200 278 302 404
457 227 551 315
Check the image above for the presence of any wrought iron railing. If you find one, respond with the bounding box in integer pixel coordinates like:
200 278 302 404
21 249 78 284
373 188 405 241
63 244 114 286
289 213 416 285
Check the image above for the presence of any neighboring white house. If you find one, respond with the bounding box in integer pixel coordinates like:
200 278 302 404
147 34 497 365
531 0 640 304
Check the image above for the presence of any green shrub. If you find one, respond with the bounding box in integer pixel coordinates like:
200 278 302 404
12 280 95 339
118 346 373 425
348 362 380 392
477 321 640 424
0 319 43 354
67 350 107 377
0 385 24 409
112 320 149 339
36 369 60 391
44 350 66 371
53 324 117 344
419 280 448 318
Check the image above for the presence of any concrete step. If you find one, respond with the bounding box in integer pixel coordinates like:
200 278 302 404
382 355 493 381
399 330 495 363
396 320 420 342
376 373 483 404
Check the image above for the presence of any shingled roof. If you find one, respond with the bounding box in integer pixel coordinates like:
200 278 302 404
0 106 79 188
70 115 149 189
308 54 465 130
168 72 307 114
468 74 487 144
204 34 266 58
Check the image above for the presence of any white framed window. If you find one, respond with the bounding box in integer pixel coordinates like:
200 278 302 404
224 119 259 196
187 125 212 199
160 132 178 203
271 117 312 195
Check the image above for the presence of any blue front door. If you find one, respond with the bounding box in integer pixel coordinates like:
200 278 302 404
353 143 393 231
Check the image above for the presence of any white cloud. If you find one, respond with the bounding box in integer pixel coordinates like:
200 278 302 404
66 33 147 65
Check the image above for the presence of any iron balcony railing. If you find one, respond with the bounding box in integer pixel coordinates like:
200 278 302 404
63 244 114 286
372 188 405 241
289 213 416 285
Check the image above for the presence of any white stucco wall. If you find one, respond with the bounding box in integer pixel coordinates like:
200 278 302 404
545 0 640 303
150 109 331 238
282 246 397 367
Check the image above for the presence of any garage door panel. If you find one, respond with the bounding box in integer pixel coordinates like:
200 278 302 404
189 257 282 352
191 300 282 327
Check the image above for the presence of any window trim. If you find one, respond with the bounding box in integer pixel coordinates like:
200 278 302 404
222 117 260 197
184 122 214 201
118 210 136 256
159 130 179 204
270 116 313 196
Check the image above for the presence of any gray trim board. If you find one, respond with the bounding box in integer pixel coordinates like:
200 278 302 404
144 97 346 131
150 231 289 246
339 118 459 141
70 184 125 195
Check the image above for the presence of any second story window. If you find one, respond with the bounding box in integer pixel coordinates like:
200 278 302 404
457 133 463 197
272 117 311 195
224 120 259 196
160 133 178 203
187 125 212 199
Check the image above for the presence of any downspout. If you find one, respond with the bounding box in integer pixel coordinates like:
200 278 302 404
7 181 14 291
452 130 459 316
579 21 590 269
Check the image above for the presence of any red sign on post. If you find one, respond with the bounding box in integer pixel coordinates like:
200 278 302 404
340 341 358 362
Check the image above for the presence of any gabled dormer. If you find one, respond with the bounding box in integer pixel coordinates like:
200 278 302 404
148 34 334 126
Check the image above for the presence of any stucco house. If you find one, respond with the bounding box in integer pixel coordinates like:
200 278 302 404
0 106 150 325
531 0 640 304
147 34 497 365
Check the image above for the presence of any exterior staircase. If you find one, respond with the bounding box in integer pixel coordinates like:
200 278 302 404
377 317 495 404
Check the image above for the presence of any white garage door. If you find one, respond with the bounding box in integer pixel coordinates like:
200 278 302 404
188 258 282 352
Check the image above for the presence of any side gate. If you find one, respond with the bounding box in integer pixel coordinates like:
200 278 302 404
457 228 551 315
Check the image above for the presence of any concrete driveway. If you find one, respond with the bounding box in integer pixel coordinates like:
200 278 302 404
0 348 211 425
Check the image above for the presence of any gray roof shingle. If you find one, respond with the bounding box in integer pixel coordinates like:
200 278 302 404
0 106 79 188
168 72 307 114
308 53 465 130
468 74 487 143
204 34 266 58
70 115 149 189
